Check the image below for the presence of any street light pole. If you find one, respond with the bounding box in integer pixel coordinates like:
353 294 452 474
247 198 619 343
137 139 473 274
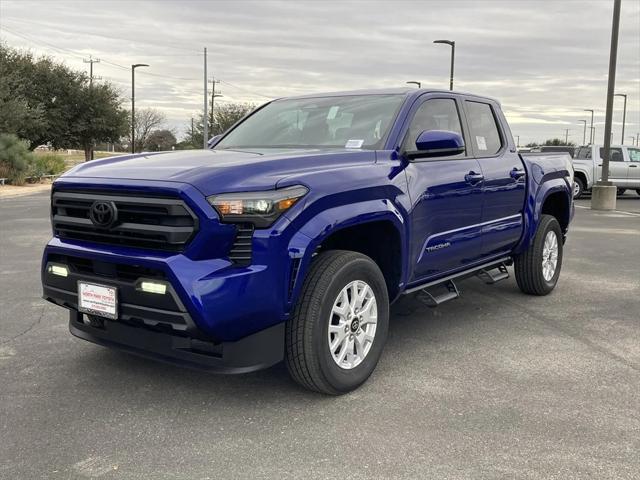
515 135 520 148
564 129 569 145
579 120 587 145
131 63 149 154
584 109 594 144
591 0 621 211
628 136 635 146
614 93 627 144
406 81 421 88
433 40 455 90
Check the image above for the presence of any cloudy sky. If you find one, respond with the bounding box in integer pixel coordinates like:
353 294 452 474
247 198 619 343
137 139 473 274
1 0 639 145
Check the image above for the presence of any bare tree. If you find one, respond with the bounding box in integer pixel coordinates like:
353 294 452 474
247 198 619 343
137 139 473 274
132 108 165 152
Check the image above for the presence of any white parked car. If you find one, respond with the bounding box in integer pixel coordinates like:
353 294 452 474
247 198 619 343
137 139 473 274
572 144 640 198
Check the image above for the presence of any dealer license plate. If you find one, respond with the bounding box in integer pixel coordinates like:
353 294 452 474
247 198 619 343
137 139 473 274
77 282 118 320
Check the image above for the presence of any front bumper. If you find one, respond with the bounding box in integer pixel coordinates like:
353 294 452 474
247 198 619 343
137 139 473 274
68 310 284 374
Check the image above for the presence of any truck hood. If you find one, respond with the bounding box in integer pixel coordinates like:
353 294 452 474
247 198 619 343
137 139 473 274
62 148 376 196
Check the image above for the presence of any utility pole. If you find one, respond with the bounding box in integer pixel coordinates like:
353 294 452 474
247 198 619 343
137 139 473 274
628 136 635 146
614 93 627 144
203 47 208 149
83 56 101 87
579 120 587 145
209 76 222 133
191 117 195 145
564 129 569 145
636 132 639 146
591 0 621 211
131 63 149 154
515 135 520 148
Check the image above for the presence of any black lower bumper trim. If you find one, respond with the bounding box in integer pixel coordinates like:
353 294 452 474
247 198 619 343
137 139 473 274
69 311 284 374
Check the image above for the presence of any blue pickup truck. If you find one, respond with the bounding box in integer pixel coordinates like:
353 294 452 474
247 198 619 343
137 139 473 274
42 88 574 394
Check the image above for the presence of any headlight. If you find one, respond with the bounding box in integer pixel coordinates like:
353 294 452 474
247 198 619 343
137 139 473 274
207 185 308 227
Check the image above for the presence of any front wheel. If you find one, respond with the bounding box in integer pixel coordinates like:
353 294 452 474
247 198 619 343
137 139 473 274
514 215 563 296
573 177 585 199
285 250 389 395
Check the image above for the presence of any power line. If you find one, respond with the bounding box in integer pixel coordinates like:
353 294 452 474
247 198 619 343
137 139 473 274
219 80 273 99
2 17 202 54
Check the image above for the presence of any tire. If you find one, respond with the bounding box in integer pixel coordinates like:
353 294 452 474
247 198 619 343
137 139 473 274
617 188 626 196
573 177 585 199
637 189 640 197
514 215 563 296
285 250 389 395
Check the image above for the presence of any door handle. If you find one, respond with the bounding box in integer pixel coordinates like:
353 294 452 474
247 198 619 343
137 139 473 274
510 167 526 179
464 171 484 184
629 164 638 167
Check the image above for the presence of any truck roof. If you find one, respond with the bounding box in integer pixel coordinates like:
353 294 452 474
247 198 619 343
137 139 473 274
281 87 500 104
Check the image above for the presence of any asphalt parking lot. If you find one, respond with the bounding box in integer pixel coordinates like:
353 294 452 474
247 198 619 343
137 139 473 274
1 190 639 479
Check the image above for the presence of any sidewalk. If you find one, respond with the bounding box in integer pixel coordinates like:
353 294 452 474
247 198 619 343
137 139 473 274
0 182 52 199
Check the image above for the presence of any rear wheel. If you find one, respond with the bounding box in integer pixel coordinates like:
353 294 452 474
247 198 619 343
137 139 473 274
514 215 563 296
573 177 585 199
285 250 389 395
617 188 626 196
636 189 640 196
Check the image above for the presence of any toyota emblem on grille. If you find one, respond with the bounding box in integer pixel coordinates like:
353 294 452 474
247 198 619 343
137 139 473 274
89 201 118 228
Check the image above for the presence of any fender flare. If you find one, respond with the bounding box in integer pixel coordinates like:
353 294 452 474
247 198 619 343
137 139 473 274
515 177 572 255
285 199 408 310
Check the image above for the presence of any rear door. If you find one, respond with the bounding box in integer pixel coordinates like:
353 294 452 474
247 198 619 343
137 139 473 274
402 95 484 282
464 99 526 260
626 147 640 187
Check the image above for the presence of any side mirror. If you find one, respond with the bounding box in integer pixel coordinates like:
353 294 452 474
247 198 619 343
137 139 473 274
407 130 465 159
207 134 222 148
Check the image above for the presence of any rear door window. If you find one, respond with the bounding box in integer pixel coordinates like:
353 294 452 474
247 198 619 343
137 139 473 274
627 148 640 162
465 101 502 156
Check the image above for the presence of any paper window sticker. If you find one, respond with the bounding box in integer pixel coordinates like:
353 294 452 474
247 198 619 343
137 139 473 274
476 136 487 151
345 139 364 149
327 106 339 120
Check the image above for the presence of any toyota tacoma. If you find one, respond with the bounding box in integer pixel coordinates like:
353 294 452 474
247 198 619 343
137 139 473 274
42 88 574 394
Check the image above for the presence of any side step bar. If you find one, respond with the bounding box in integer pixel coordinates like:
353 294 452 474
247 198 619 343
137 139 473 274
404 257 512 307
417 280 460 307
476 263 509 284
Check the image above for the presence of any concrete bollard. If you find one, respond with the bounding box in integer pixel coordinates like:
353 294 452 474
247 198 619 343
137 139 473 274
591 184 617 211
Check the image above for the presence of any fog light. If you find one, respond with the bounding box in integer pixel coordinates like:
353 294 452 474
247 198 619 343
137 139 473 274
140 281 167 295
47 264 69 277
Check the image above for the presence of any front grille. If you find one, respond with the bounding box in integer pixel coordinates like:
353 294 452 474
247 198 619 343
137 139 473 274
52 190 197 251
229 223 254 266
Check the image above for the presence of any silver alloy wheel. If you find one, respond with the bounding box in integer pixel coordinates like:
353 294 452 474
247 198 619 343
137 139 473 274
327 280 378 370
573 181 581 198
542 230 559 281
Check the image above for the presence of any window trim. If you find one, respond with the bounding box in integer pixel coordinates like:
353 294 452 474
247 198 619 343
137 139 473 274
398 95 473 163
464 100 506 159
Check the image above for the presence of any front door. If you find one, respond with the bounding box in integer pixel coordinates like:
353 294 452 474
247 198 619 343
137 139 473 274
464 100 526 259
597 147 629 186
403 96 484 283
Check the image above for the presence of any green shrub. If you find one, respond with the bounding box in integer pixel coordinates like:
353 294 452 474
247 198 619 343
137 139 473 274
0 133 35 185
32 153 66 178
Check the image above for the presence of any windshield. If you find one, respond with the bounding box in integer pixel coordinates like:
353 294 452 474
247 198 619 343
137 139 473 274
214 94 404 150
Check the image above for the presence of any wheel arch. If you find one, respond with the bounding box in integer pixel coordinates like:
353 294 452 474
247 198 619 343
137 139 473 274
514 178 573 255
286 200 408 311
